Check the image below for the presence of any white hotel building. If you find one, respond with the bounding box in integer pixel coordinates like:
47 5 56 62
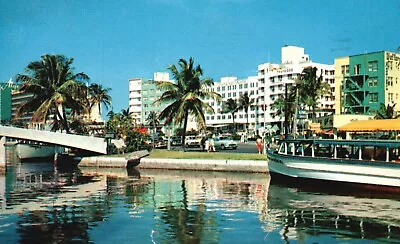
129 46 335 136
205 45 335 135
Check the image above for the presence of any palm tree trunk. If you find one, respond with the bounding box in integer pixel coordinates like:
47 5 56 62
232 112 236 134
182 112 189 151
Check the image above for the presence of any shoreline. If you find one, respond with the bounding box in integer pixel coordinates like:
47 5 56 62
77 151 269 173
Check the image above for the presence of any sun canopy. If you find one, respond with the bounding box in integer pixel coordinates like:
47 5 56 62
338 119 400 132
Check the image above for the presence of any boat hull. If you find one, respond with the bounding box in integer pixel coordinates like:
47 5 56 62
267 150 400 193
16 143 57 160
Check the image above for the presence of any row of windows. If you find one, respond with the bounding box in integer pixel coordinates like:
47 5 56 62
217 84 249 92
341 60 379 75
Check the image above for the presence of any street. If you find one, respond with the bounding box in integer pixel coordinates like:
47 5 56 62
169 141 261 154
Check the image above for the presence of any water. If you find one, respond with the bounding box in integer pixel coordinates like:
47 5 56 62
1 162 400 243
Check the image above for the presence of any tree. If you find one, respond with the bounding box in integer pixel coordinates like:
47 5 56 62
15 54 89 133
296 66 330 121
238 92 254 133
271 86 296 135
222 98 239 133
88 83 112 118
374 103 400 119
154 57 221 150
146 111 160 147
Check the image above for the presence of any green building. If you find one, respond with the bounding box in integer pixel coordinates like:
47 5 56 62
335 51 400 115
0 83 12 123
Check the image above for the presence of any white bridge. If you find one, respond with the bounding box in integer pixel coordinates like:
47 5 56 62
0 125 107 165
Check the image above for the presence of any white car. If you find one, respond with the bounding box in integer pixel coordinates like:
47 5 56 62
185 136 201 147
211 136 238 150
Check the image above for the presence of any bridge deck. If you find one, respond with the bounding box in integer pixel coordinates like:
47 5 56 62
0 125 107 154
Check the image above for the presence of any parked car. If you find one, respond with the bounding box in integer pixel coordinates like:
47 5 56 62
185 136 202 147
211 136 237 150
171 136 182 146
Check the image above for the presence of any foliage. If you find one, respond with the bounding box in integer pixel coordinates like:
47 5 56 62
69 118 89 135
296 66 330 121
374 103 400 119
154 57 221 149
105 108 149 153
124 127 150 152
238 92 254 131
88 83 112 118
15 54 90 132
222 98 239 133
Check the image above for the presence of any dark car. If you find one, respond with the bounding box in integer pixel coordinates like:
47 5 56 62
171 136 182 146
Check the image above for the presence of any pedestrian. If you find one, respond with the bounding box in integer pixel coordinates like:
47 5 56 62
256 137 262 154
205 139 209 152
201 137 206 152
209 138 215 152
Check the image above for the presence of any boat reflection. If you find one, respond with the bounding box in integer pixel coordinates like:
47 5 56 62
1 163 399 243
267 181 400 242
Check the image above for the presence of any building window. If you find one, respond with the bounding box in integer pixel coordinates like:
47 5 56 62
221 87 225 91
222 115 226 119
354 64 361 75
239 84 243 89
368 77 378 87
369 93 378 103
368 61 378 72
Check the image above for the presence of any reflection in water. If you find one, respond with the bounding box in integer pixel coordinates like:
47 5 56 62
0 162 399 243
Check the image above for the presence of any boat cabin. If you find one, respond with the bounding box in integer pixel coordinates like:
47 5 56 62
278 139 400 163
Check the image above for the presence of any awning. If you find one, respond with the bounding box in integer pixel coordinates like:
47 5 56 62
338 119 400 132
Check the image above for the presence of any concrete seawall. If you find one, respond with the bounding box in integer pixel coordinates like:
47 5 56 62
137 158 269 173
78 156 269 173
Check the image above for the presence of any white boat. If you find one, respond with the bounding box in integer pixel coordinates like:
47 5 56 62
16 142 60 160
267 138 400 193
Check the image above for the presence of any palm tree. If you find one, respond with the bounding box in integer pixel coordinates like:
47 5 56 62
296 66 330 121
222 98 239 133
88 83 112 118
271 86 296 135
154 57 221 149
15 54 89 133
146 111 159 147
238 92 254 133
374 103 400 119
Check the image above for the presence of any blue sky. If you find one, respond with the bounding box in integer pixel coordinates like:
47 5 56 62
1 0 399 114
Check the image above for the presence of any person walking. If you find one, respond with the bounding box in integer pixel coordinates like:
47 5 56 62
209 138 215 152
256 137 262 154
201 137 206 152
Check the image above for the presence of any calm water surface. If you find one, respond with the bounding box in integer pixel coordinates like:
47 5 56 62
0 161 400 243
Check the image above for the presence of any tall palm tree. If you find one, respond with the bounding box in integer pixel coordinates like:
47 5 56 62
296 66 330 121
146 111 159 147
154 57 221 149
238 92 254 133
271 87 296 135
88 83 112 118
374 103 400 119
222 98 239 133
15 54 89 133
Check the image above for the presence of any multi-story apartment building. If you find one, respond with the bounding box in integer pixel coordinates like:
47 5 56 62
334 51 400 115
129 72 176 127
205 46 335 135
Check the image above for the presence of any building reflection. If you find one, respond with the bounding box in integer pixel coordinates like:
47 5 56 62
1 164 400 243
